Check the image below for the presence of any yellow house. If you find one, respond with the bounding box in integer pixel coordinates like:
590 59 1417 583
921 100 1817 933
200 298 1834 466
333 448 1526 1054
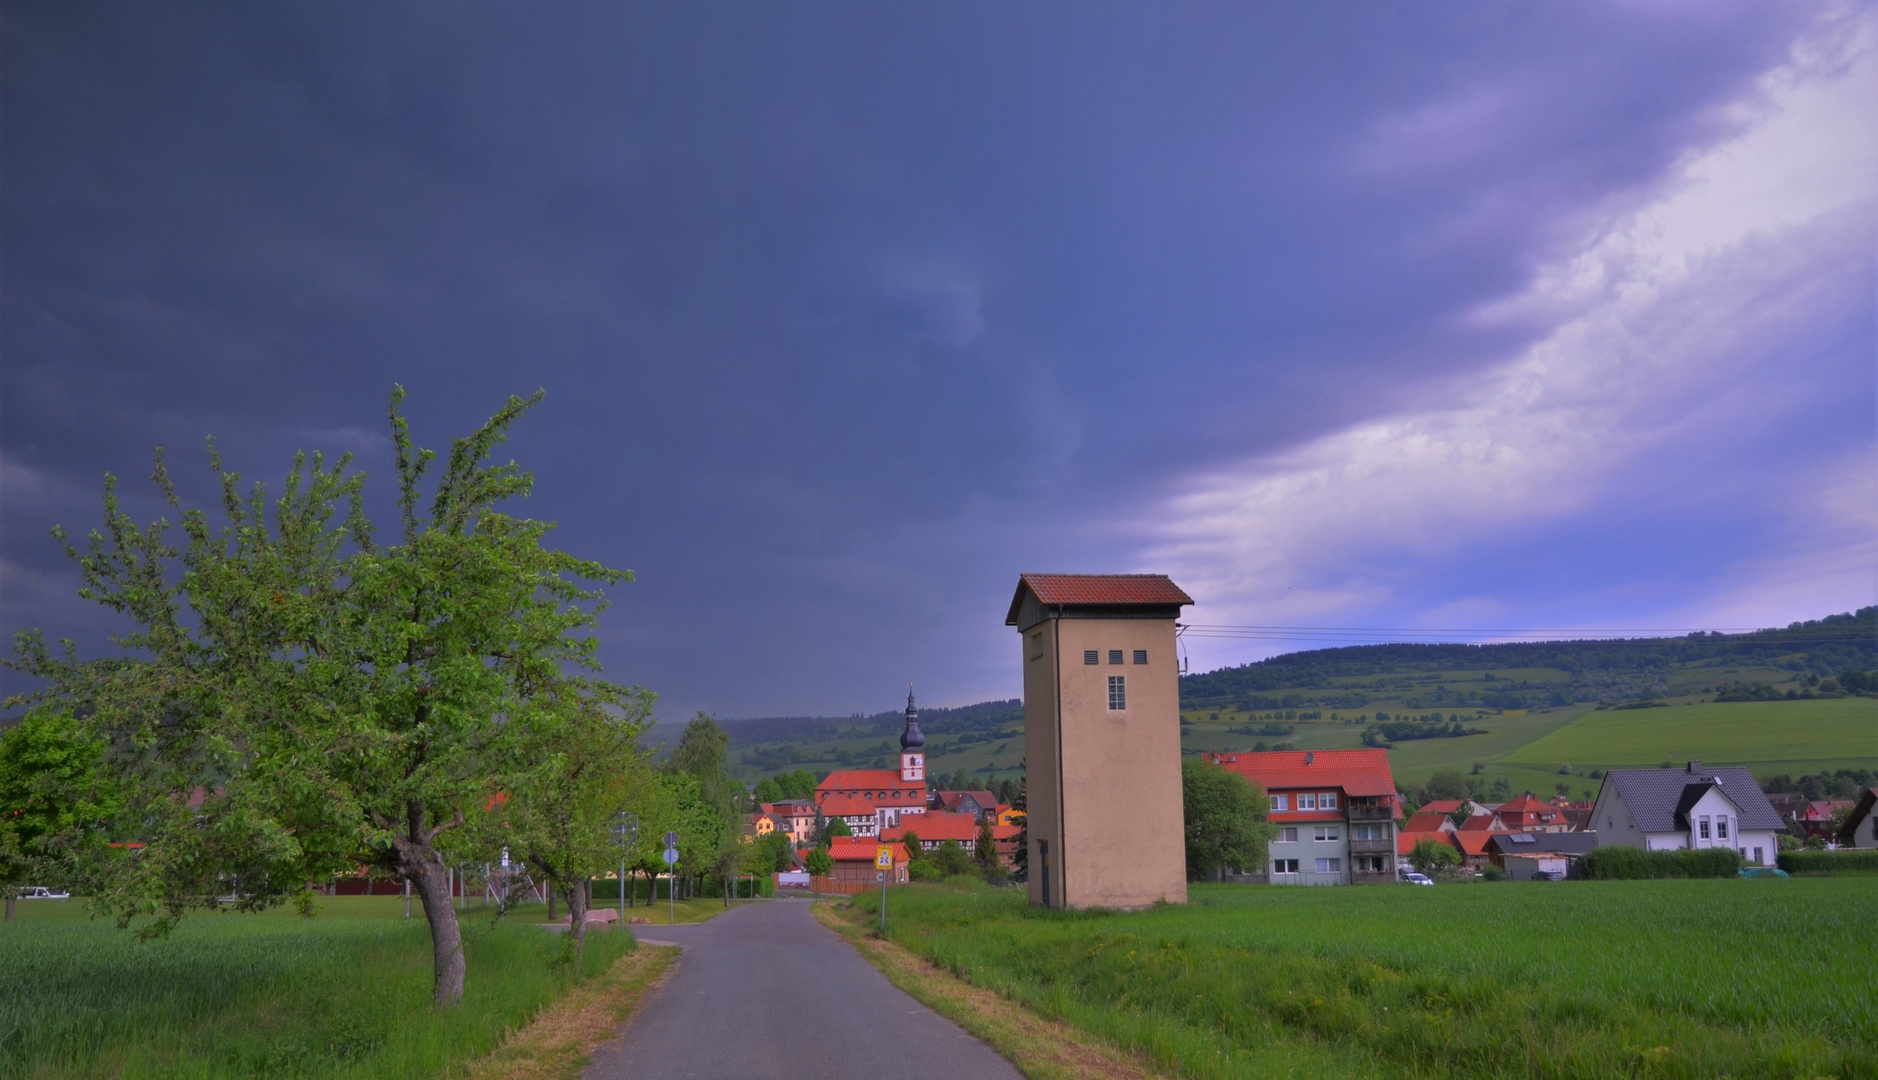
997 805 1027 828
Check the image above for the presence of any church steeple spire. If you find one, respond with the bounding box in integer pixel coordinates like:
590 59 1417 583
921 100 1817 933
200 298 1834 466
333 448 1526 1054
899 684 925 782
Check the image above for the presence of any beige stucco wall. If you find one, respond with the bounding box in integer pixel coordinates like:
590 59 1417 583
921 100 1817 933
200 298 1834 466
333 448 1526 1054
1022 615 1187 908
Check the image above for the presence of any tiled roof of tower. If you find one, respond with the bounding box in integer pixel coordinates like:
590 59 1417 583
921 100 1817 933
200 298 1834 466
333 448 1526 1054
1006 573 1193 624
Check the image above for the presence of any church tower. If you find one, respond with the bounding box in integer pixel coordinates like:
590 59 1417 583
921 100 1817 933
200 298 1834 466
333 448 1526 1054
900 687 925 783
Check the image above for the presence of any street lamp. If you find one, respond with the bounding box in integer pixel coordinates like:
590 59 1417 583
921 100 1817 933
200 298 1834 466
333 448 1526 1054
611 811 638 923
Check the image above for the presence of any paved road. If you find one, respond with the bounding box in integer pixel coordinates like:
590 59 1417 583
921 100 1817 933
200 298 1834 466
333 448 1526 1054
583 898 1023 1080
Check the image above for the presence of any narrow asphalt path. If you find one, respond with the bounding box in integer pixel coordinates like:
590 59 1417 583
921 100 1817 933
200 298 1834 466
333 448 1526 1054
583 897 1023 1080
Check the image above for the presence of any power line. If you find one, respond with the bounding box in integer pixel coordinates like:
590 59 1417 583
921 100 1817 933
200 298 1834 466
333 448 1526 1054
1175 623 1876 646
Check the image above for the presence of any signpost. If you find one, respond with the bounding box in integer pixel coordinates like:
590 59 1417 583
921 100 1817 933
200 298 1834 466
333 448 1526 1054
875 845 894 932
663 831 680 925
611 812 638 923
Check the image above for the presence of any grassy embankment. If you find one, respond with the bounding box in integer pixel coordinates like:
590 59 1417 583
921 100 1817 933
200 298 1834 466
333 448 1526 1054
838 879 1875 1079
0 894 717 1079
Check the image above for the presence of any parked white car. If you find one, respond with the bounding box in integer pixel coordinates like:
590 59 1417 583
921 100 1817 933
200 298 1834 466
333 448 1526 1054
1400 872 1435 886
18 886 69 900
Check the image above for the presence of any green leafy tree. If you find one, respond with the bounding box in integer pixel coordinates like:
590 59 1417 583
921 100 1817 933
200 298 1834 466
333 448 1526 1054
751 777 784 803
933 839 974 877
1409 837 1461 875
1425 770 1469 801
0 709 121 920
804 847 832 878
752 830 794 873
819 816 852 844
973 819 1000 878
1181 758 1273 881
4 389 632 1006
496 694 654 967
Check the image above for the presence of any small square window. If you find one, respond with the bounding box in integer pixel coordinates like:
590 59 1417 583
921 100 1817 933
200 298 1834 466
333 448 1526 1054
1108 649 1124 665
1278 827 1298 842
1132 649 1147 664
1084 650 1099 665
1108 675 1126 711
1274 859 1299 875
1328 858 1341 872
1320 793 1337 810
1315 858 1331 873
1270 794 1288 811
1298 794 1316 810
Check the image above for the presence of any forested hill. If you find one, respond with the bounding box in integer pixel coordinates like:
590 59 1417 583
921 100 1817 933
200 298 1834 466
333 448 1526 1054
681 608 1875 757
1176 607 1877 710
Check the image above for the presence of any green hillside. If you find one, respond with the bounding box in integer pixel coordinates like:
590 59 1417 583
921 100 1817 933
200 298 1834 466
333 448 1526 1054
698 607 1876 793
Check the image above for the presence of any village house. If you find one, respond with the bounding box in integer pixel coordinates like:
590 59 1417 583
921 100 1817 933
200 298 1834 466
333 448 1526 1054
881 810 981 853
1494 793 1570 832
1487 832 1601 879
1794 799 1854 840
823 837 910 889
1837 788 1878 848
820 793 882 838
933 790 1000 823
761 799 817 845
1589 761 1783 867
1206 748 1399 885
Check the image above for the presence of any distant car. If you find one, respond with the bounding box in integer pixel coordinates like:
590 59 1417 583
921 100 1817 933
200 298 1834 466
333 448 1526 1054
1400 872 1435 886
18 886 69 900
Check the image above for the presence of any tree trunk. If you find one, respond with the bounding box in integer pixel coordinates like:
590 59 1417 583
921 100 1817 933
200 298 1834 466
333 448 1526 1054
4 892 14 921
405 850 466 1007
547 887 557 921
565 880 588 972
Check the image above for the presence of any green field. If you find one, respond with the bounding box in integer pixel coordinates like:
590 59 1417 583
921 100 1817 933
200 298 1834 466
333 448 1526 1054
848 878 1876 1079
0 896 650 1079
1505 698 1878 770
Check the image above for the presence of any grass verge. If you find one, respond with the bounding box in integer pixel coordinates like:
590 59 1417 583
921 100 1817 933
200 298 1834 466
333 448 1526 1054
813 900 1174 1080
460 944 677 1080
841 879 1875 1079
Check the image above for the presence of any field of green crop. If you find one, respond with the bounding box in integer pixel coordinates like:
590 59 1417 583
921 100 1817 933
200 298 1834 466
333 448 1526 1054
1504 698 1878 771
850 878 1877 1079
0 896 639 1079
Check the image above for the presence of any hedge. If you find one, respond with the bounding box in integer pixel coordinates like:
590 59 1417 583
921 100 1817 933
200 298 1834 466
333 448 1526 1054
1576 846 1740 879
1776 848 1878 875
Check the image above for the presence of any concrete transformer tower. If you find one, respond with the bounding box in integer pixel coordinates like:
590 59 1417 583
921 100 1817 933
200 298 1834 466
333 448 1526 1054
1006 573 1192 909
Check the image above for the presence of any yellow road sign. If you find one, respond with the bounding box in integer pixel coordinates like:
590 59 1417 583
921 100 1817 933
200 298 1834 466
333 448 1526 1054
875 846 894 870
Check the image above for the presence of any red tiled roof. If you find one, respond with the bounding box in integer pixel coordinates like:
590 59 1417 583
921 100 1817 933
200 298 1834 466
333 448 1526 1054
1399 832 1458 856
817 769 922 794
1417 800 1466 815
827 837 910 864
1455 830 1511 855
1498 794 1549 813
1006 573 1193 624
1458 814 1501 831
883 811 980 843
1401 812 1453 834
1208 749 1397 798
820 794 879 818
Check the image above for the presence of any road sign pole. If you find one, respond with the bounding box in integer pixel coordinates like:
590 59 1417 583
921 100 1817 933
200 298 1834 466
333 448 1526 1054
880 871 887 933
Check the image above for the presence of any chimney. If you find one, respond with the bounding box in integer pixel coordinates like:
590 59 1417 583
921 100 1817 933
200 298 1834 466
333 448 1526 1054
1305 752 1315 765
1686 761 1702 774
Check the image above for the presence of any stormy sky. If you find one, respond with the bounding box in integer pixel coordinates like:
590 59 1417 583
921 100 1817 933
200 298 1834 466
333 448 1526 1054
3 3 1873 720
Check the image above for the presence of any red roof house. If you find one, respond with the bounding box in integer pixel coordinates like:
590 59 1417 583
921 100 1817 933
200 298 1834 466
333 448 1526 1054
882 811 981 850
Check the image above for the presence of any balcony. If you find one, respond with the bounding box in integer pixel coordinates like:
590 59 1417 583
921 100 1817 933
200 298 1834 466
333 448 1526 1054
1349 836 1395 855
1347 801 1395 822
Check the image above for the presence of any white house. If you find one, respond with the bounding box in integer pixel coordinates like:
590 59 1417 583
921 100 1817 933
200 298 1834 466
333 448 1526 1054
1839 788 1878 848
1589 761 1782 867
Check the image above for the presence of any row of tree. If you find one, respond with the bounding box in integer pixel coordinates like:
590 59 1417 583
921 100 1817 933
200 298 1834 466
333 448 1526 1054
0 391 709 1005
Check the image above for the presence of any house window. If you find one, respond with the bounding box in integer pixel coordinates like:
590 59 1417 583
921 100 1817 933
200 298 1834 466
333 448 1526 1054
1108 676 1126 711
1699 816 1710 839
1353 825 1380 841
1717 817 1729 839
1315 858 1341 873
1270 794 1288 811
1753 847 1763 864
1320 793 1338 810
1084 650 1099 665
1108 649 1124 664
1133 649 1148 664
1278 827 1298 842
1273 859 1299 875
1314 826 1340 841
1299 794 1316 810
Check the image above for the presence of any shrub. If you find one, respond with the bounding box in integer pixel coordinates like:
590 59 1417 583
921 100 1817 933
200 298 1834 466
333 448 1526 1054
1577 846 1740 879
1776 849 1878 875
1480 863 1505 881
907 859 945 882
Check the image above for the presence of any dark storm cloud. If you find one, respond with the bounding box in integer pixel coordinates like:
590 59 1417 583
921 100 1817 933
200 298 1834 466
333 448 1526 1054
1 3 1836 715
